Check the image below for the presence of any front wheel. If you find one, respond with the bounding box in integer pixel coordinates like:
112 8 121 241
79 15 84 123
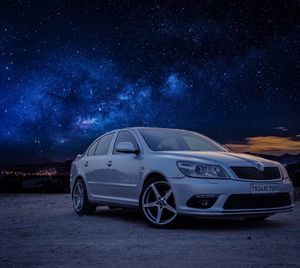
140 177 178 227
72 178 96 215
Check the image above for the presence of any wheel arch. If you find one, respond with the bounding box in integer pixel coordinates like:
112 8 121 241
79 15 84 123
71 175 86 193
139 171 168 194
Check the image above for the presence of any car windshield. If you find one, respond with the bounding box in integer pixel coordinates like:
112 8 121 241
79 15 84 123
139 129 226 152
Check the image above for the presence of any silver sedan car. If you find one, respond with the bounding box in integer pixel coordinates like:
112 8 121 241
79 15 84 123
70 127 295 227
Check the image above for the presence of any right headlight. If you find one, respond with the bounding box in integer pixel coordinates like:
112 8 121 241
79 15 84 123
279 164 289 179
177 161 229 179
279 164 293 185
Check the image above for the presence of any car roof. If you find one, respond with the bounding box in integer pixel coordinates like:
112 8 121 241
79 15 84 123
109 127 190 132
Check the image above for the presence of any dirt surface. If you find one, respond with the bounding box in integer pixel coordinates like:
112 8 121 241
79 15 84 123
0 194 299 267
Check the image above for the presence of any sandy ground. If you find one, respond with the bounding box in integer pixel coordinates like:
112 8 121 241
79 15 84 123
0 194 299 267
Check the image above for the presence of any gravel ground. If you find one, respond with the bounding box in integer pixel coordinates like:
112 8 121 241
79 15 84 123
0 194 299 267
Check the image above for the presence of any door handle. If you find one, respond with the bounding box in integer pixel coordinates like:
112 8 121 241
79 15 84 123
84 161 88 167
106 160 112 167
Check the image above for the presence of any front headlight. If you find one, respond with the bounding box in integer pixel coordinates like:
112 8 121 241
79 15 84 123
177 161 229 179
279 165 293 185
279 164 289 179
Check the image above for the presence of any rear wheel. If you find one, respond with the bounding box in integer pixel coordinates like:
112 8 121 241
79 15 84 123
140 177 178 227
72 178 96 215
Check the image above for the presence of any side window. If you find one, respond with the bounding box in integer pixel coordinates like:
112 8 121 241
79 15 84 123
95 133 114 156
87 140 99 156
113 131 138 154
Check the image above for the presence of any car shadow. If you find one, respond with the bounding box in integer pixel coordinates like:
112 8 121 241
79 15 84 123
92 206 286 230
177 216 285 231
93 206 145 224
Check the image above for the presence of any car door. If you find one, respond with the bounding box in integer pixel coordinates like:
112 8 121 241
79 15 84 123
85 132 115 198
107 130 141 204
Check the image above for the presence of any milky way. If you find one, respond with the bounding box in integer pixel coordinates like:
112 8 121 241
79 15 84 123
0 1 299 166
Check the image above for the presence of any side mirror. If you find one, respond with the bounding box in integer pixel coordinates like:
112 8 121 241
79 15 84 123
115 142 139 154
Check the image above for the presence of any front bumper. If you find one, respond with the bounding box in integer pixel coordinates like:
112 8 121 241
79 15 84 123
169 177 295 218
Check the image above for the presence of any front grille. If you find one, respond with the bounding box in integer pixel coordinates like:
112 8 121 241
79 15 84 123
230 166 281 180
223 193 291 209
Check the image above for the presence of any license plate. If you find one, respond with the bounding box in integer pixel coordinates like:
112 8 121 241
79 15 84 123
250 183 280 193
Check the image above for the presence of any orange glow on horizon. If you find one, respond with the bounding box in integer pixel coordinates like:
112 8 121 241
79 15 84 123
225 135 300 156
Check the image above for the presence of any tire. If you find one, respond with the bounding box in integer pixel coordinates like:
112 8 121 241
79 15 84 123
244 216 270 222
72 178 96 215
139 176 178 227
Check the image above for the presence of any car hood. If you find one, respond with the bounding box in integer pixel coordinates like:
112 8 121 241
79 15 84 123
154 151 279 166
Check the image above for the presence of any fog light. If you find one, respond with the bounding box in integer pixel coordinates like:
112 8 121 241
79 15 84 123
200 199 209 207
186 194 219 209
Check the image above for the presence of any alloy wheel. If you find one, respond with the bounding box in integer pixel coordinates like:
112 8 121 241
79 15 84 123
142 181 177 226
73 181 84 212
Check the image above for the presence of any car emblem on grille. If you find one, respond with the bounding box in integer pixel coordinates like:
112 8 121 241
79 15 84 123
256 162 264 171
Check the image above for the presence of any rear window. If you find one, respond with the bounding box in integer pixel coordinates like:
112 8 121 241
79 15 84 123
87 140 99 156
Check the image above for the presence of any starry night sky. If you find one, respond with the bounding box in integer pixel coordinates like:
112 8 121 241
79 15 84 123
0 0 300 166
